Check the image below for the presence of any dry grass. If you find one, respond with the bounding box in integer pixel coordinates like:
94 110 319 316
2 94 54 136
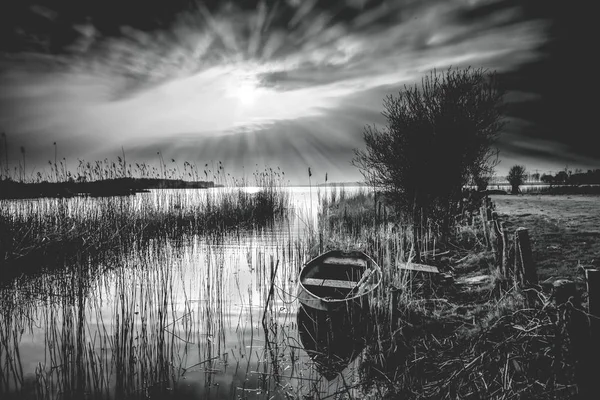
358 278 577 399
314 189 580 399
491 194 600 282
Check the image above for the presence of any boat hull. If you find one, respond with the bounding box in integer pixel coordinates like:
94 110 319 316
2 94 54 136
297 250 382 312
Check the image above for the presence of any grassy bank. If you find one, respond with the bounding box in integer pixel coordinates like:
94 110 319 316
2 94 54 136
0 177 216 199
491 194 600 282
531 185 600 195
314 188 580 399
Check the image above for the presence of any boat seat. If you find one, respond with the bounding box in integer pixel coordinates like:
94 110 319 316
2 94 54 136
302 278 358 289
322 257 367 267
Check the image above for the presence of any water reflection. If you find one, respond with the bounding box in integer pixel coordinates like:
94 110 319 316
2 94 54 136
0 187 366 399
297 305 367 381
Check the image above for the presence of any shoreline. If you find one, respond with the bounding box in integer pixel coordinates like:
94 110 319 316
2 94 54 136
0 177 217 199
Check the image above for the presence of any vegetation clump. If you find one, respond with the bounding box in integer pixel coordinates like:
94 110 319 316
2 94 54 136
353 67 505 240
360 292 576 399
317 189 579 399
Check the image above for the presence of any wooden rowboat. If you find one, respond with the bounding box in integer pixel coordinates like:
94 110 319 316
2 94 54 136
297 250 382 312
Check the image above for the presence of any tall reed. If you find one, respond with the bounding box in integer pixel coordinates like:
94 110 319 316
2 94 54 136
1 172 290 282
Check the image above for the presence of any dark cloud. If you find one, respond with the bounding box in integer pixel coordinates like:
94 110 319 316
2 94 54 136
0 1 405 55
471 0 599 160
0 0 194 53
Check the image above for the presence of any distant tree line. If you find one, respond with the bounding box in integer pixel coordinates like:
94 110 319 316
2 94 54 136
539 169 600 185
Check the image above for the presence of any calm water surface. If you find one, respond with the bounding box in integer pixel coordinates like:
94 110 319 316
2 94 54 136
1 186 367 399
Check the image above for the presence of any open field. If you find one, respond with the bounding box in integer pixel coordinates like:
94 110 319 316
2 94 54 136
491 194 600 281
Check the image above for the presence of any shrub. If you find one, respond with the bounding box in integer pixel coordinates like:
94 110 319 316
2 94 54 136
353 67 505 243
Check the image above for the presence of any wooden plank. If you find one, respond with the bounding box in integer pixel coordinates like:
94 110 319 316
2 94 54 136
322 257 366 267
399 263 439 274
303 278 357 289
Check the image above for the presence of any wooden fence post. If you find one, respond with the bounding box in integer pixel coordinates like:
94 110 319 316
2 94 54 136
485 197 493 220
558 277 591 399
513 230 523 284
564 267 600 399
585 268 600 378
515 227 537 305
515 227 537 286
480 207 491 250
488 221 497 256
491 215 504 277
501 225 510 281
585 268 599 327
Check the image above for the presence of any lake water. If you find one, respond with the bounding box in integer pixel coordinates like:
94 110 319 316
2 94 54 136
1 186 368 400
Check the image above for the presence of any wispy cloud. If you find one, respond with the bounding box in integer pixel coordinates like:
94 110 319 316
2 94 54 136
0 0 575 182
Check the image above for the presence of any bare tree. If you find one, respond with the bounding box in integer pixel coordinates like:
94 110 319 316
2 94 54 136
353 67 505 241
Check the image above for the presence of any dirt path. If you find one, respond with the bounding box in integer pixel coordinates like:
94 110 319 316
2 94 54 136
490 194 600 281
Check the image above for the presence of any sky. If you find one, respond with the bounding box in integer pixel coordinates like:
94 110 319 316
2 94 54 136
0 0 597 185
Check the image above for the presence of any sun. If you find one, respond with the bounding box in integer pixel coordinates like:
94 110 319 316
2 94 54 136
236 81 258 105
225 67 263 107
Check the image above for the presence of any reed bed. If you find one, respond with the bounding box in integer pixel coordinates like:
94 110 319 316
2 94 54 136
0 231 318 400
1 247 187 399
1 175 290 283
1 167 325 400
1 178 356 400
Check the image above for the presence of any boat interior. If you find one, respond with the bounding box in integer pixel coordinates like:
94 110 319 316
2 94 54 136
301 255 377 299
